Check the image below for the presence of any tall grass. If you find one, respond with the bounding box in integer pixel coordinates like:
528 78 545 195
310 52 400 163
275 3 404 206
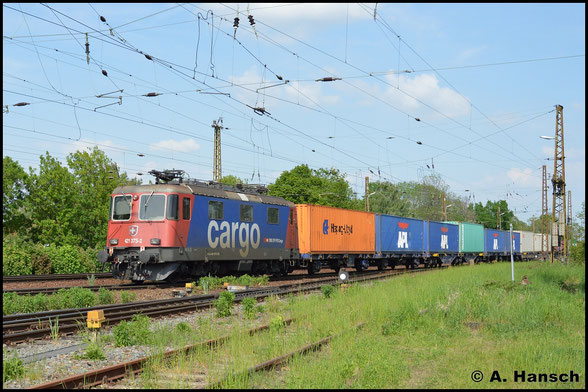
119 262 585 389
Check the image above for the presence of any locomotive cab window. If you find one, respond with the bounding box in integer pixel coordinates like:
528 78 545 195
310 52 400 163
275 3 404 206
267 207 279 224
240 205 253 222
208 201 224 220
139 193 165 221
182 197 191 220
113 195 132 220
167 194 179 220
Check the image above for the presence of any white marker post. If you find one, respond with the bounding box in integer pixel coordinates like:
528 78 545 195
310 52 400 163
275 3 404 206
510 223 515 282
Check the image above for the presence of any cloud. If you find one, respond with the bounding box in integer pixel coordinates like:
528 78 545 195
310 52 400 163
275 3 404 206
373 72 470 119
455 46 487 63
506 167 540 187
149 138 200 153
231 66 339 108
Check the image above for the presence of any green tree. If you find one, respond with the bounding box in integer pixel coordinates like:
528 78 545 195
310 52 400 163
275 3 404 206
220 175 248 185
474 200 514 229
268 164 361 209
445 193 476 223
3 157 30 235
367 180 411 216
15 147 140 249
66 147 139 248
25 152 78 245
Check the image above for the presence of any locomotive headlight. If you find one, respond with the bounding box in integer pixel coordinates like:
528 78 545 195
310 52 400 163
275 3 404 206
109 239 119 245
150 238 161 245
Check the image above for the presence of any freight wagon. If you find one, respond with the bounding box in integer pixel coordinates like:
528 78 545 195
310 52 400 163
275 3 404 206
375 214 426 269
445 221 485 263
426 220 461 266
532 232 551 256
295 204 375 273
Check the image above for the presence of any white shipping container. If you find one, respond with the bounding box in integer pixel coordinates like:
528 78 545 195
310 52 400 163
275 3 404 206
533 232 552 252
515 230 534 253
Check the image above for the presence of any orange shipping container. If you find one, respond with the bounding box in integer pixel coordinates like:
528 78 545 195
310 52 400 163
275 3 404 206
295 204 375 254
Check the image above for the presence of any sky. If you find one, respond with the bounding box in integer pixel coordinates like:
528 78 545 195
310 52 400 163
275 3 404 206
3 3 585 225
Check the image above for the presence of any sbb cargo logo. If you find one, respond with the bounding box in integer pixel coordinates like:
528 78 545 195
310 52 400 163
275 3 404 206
322 219 354 235
207 220 260 257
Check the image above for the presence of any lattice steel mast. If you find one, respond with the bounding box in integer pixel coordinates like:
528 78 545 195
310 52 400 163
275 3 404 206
551 105 567 264
212 118 224 182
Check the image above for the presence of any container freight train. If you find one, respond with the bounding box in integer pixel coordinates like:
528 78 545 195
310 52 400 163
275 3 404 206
98 170 547 282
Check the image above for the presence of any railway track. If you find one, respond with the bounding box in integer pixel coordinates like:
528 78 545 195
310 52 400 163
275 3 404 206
3 266 445 345
3 272 113 283
3 264 415 296
28 319 365 389
3 281 176 296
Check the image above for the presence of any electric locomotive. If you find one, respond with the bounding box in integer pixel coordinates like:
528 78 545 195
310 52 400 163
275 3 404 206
98 170 299 282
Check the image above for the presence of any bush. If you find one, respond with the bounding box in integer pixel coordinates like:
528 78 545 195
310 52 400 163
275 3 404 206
97 287 115 305
3 235 32 276
130 314 152 345
175 321 192 333
120 291 136 304
52 244 84 274
269 315 285 333
241 297 257 319
75 341 106 361
198 275 225 291
214 291 235 318
80 245 103 273
47 288 68 310
112 314 153 347
322 284 335 298
66 287 96 309
112 320 132 346
32 293 49 312
30 242 52 275
3 351 24 382
3 292 19 315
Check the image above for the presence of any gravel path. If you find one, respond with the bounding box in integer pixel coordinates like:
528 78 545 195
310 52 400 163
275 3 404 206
3 296 293 389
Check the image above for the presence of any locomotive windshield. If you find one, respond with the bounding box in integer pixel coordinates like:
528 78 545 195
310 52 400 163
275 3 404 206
112 195 132 220
139 194 166 220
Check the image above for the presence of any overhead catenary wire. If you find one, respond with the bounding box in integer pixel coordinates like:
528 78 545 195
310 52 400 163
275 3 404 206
3 4 556 210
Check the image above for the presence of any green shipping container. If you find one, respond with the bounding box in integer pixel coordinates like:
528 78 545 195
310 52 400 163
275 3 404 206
445 221 485 253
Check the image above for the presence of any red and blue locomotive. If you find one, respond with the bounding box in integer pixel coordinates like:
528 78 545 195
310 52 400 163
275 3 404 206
98 170 299 282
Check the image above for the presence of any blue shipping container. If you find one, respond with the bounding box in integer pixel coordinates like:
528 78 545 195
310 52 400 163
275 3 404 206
485 229 506 254
428 221 459 253
376 214 426 253
507 231 520 253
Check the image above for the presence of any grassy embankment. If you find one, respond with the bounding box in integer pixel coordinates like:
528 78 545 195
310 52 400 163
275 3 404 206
132 261 584 389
